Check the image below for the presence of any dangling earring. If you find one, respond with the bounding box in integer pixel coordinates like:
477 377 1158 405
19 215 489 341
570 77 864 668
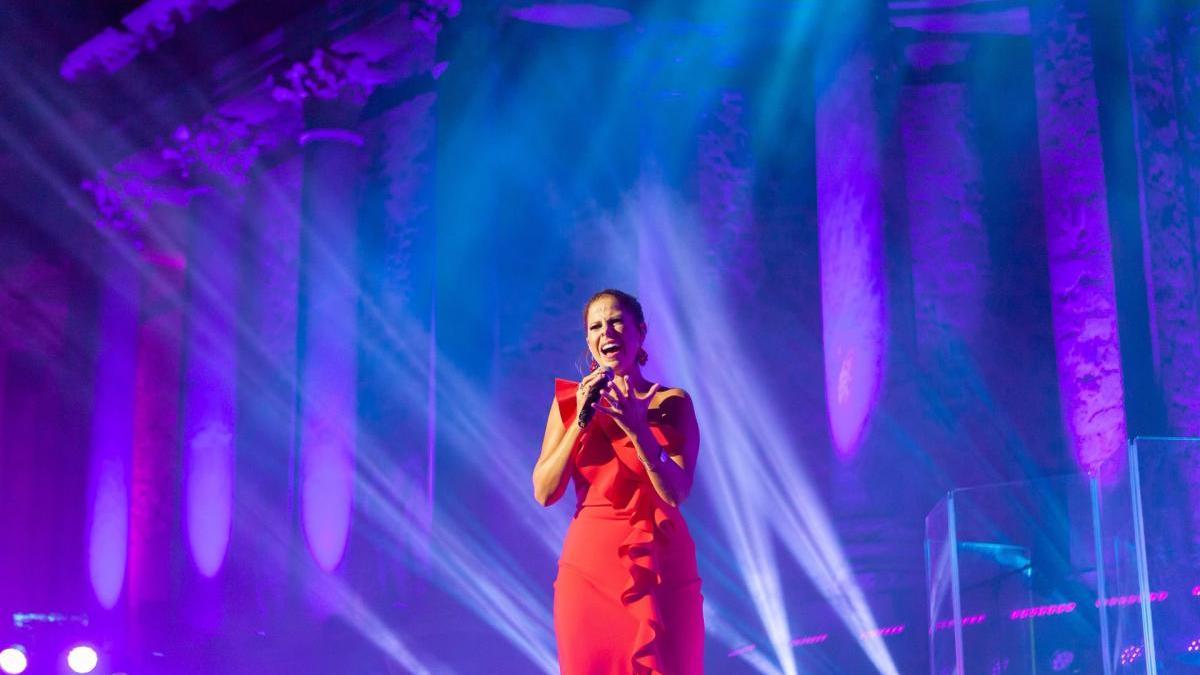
590 358 599 371
637 347 648 366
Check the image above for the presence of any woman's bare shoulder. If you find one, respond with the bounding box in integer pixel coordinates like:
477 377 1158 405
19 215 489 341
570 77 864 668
653 385 691 402
650 385 693 421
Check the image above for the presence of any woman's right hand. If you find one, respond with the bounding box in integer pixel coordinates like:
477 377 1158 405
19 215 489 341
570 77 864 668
574 367 612 416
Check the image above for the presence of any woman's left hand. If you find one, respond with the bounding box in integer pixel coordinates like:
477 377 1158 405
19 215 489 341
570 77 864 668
598 375 660 438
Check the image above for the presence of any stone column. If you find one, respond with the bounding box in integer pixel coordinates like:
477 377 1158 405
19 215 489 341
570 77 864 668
814 6 888 460
812 9 908 675
1127 0 1200 436
83 163 194 649
297 94 366 575
352 13 445 597
1030 0 1127 477
359 84 439 588
900 40 987 364
179 175 245 630
84 230 141 614
235 155 304 624
127 220 185 652
0 339 6 451
0 259 89 612
696 90 758 295
895 33 1048 487
1178 2 1200 300
1131 0 1200 576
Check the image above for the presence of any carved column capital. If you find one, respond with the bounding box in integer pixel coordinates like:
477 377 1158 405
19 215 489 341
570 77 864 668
80 158 204 252
78 4 448 235
270 49 373 107
84 88 301 233
81 173 145 234
269 5 455 112
158 111 281 189
61 0 243 81
409 0 461 40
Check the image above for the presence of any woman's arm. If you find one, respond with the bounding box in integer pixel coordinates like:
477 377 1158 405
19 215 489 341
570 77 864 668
533 370 610 506
628 390 699 508
531 396 584 506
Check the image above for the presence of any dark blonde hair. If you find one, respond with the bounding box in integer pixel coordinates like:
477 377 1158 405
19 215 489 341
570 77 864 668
582 288 646 327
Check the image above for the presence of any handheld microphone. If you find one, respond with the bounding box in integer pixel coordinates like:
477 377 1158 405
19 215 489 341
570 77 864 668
577 367 614 428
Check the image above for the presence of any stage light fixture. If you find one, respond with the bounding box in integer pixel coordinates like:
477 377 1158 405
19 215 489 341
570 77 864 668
1008 602 1076 620
790 633 829 647
934 613 987 630
0 646 28 675
1119 644 1143 666
727 644 757 658
859 624 905 638
1094 590 1168 607
1050 649 1075 671
66 645 98 674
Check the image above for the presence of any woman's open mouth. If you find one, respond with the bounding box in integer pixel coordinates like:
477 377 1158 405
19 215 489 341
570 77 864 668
600 342 622 359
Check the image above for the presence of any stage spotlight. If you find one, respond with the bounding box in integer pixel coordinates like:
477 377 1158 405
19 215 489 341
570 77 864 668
0 646 27 675
66 645 98 674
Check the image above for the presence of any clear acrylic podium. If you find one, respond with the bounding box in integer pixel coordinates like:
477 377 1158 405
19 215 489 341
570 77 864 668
926 437 1200 674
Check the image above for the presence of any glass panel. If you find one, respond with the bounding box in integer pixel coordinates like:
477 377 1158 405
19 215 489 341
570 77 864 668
926 464 1154 674
1093 461 1145 674
1130 436 1200 673
925 495 957 674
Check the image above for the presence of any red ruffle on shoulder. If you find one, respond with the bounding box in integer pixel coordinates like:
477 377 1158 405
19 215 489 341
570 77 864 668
554 378 579 428
554 378 682 675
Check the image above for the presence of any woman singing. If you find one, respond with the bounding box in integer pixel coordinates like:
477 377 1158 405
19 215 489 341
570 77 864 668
533 289 704 674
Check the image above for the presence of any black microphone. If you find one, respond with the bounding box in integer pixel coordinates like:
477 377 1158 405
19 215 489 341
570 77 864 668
577 367 614 428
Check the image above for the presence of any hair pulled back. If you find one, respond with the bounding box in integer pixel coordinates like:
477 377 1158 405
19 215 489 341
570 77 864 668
582 288 645 327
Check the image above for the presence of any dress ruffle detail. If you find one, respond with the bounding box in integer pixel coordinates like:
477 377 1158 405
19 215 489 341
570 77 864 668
606 431 675 675
613 490 672 675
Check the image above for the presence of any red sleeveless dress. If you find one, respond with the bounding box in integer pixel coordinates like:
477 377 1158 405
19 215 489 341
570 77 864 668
552 379 704 675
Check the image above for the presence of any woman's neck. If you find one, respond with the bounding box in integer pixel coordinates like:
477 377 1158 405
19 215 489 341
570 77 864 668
614 366 650 392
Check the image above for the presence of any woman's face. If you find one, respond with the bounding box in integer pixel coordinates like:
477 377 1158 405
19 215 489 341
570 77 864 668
585 295 644 373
